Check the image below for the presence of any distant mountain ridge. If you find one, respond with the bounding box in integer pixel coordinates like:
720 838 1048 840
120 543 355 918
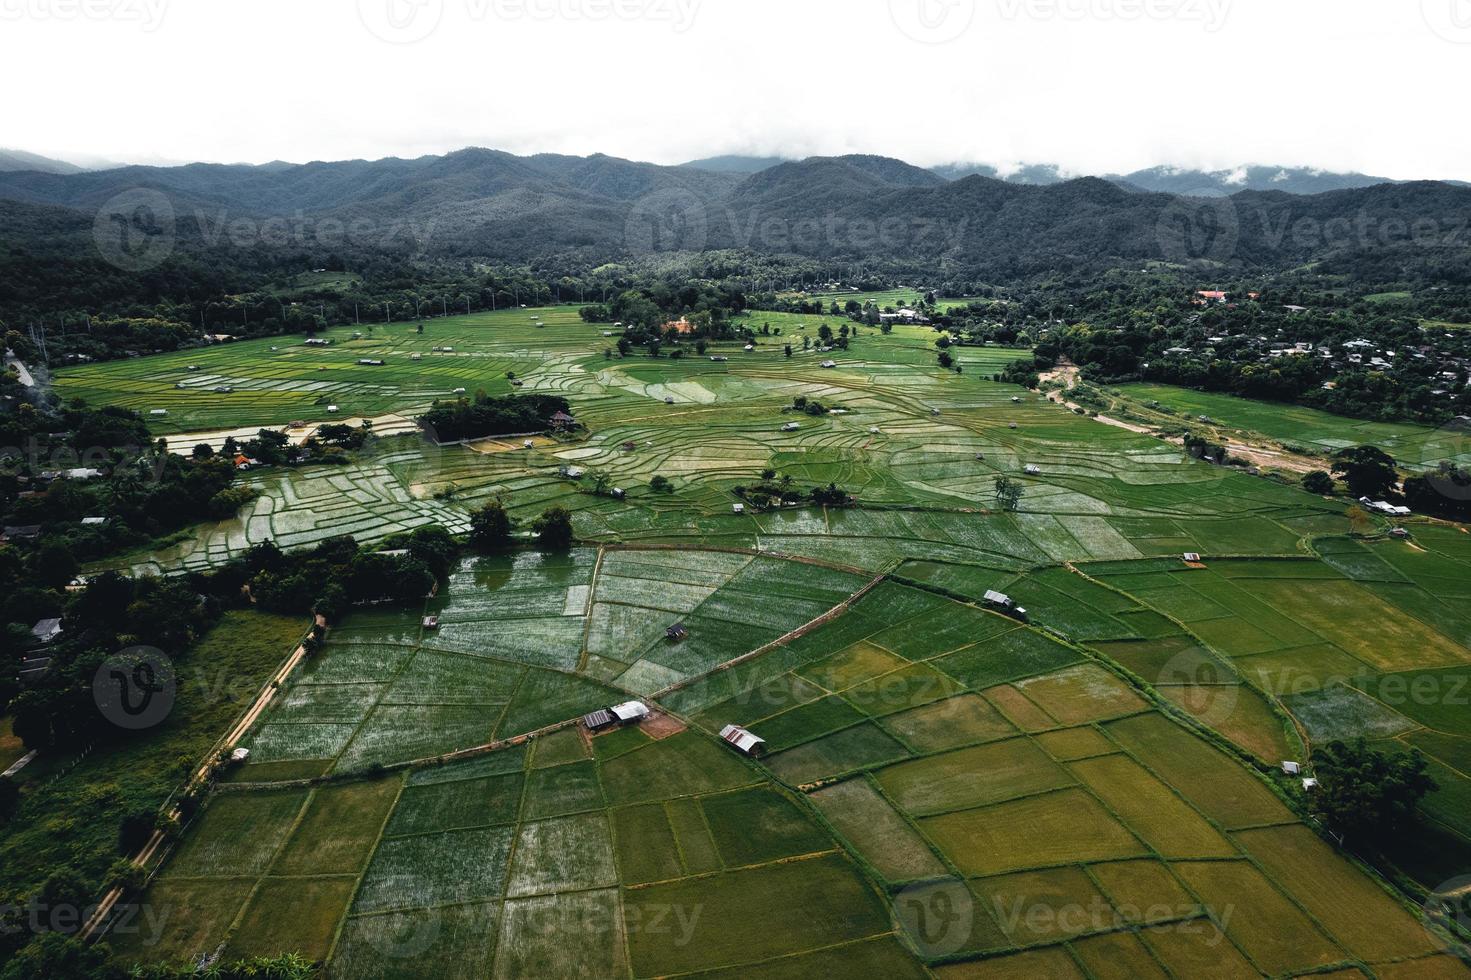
1 148 1468 278
1 145 1458 196
685 155 1464 196
0 148 86 175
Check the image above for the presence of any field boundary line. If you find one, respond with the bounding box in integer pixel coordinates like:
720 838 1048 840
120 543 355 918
648 570 888 701
576 546 607 673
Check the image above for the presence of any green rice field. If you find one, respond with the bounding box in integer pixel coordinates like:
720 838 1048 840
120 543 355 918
67 303 1471 974
1115 382 1471 471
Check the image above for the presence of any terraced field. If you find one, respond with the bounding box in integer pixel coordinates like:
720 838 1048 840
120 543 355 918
72 305 1471 973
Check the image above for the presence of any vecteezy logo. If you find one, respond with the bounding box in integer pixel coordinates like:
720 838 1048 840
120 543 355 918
357 0 444 43
624 188 708 254
1423 875 1471 960
93 189 175 272
1158 647 1239 728
1418 417 1471 503
889 0 976 43
892 878 974 957
1422 0 1471 44
399 418 450 502
93 646 177 730
1155 191 1240 264
367 906 443 959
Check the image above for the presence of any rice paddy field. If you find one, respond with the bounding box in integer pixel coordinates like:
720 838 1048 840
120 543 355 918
69 304 1471 973
109 577 1468 977
1114 382 1471 471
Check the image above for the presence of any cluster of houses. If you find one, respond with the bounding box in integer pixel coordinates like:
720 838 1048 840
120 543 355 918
878 308 932 326
1155 324 1470 402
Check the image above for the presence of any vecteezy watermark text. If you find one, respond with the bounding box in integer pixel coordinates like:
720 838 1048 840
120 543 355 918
0 0 167 30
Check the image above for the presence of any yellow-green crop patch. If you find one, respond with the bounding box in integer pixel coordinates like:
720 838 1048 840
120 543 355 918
920 788 1147 875
875 738 1072 816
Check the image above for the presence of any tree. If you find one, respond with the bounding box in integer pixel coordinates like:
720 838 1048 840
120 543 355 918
33 868 92 934
406 525 458 580
589 471 612 496
994 475 1023 512
0 933 121 980
937 350 954 370
532 506 574 550
1310 738 1437 846
192 442 214 460
1333 446 1398 498
118 808 156 853
312 582 349 621
31 541 77 590
468 499 514 551
0 778 18 822
650 475 672 493
1302 470 1334 495
1345 504 1373 535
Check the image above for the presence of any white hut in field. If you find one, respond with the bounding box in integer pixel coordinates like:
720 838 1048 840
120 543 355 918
719 724 766 757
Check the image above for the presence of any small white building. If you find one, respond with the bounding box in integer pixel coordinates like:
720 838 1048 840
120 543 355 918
732 503 745 514
719 724 766 757
1183 552 1202 563
1024 464 1042 476
31 618 63 645
1281 761 1301 776
610 701 650 724
326 405 339 413
781 422 800 432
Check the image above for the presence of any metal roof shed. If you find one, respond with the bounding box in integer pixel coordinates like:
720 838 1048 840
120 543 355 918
719 724 766 756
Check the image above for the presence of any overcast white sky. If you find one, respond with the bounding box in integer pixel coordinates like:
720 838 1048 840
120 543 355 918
2 0 1468 179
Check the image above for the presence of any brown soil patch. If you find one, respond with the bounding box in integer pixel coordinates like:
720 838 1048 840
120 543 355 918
640 712 687 740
